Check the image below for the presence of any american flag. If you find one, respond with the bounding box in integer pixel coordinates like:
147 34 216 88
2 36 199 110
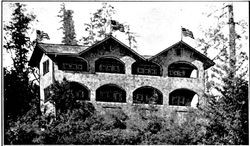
181 27 194 39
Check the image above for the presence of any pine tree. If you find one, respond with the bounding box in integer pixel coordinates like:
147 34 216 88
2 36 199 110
3 3 39 122
58 3 77 45
196 3 248 144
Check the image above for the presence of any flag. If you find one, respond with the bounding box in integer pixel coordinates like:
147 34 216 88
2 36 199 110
110 20 125 32
182 27 194 39
36 30 50 41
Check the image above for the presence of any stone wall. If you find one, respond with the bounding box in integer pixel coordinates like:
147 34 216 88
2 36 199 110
39 41 206 118
53 55 204 118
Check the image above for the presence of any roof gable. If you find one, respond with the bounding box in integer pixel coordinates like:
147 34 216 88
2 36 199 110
149 40 215 69
79 35 145 61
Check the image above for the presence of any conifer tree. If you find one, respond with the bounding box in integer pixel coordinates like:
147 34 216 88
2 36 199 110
196 4 248 144
58 3 77 45
3 3 38 121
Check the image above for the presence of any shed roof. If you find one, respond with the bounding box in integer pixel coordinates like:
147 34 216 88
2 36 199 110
37 43 89 54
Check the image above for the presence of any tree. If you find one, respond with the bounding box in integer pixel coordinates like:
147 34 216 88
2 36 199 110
199 75 248 144
195 4 248 144
3 3 41 144
80 2 138 49
3 3 38 120
58 3 77 45
4 3 36 76
197 3 248 92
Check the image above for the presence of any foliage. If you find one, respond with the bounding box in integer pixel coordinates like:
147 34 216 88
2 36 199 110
3 3 39 136
7 75 247 145
197 3 248 91
3 3 36 75
58 3 77 45
47 78 95 116
80 2 137 49
200 76 248 145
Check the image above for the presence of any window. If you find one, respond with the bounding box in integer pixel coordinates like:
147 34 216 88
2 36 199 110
169 89 197 106
132 62 162 76
168 61 198 78
44 87 51 102
43 60 49 75
58 56 88 72
69 82 90 101
95 58 125 74
176 48 182 56
133 86 163 105
96 84 126 103
77 65 82 70
151 69 157 75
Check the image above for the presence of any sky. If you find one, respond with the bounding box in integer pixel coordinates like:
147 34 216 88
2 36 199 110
2 2 249 68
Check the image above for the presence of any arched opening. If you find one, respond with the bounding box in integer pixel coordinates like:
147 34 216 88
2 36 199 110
58 56 88 72
168 61 198 78
96 84 126 103
95 57 125 74
132 61 162 76
133 86 163 105
69 82 90 101
169 88 198 106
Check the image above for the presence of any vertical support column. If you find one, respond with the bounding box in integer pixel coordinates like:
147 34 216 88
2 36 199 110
120 56 135 75
126 89 133 104
120 56 135 105
90 89 96 102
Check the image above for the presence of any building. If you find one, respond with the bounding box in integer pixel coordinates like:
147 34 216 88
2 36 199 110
29 35 215 118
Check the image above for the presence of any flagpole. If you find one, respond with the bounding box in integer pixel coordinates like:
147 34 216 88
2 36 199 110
109 16 112 36
181 26 183 41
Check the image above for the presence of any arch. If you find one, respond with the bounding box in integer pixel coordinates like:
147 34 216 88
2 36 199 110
132 61 162 76
68 81 90 101
133 86 163 105
169 88 198 106
168 61 198 78
95 57 125 74
96 84 126 103
58 56 89 72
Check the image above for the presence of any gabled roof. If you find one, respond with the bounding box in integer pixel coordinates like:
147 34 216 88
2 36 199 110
79 35 146 60
29 36 214 70
149 40 215 70
29 35 145 67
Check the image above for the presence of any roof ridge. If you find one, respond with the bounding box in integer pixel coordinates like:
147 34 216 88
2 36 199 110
38 42 90 47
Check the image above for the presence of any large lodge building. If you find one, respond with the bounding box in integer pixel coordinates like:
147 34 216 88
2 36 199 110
29 35 215 118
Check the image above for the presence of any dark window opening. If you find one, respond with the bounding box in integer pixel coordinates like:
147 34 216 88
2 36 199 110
96 84 126 103
43 60 49 75
69 82 90 101
132 62 162 76
133 86 163 105
176 48 182 56
44 87 51 102
95 58 125 74
58 57 88 72
169 89 196 106
168 61 198 78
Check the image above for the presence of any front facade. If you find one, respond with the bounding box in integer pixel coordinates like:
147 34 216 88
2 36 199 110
29 35 214 118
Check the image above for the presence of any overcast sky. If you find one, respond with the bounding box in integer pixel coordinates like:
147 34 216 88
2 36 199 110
3 2 249 67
